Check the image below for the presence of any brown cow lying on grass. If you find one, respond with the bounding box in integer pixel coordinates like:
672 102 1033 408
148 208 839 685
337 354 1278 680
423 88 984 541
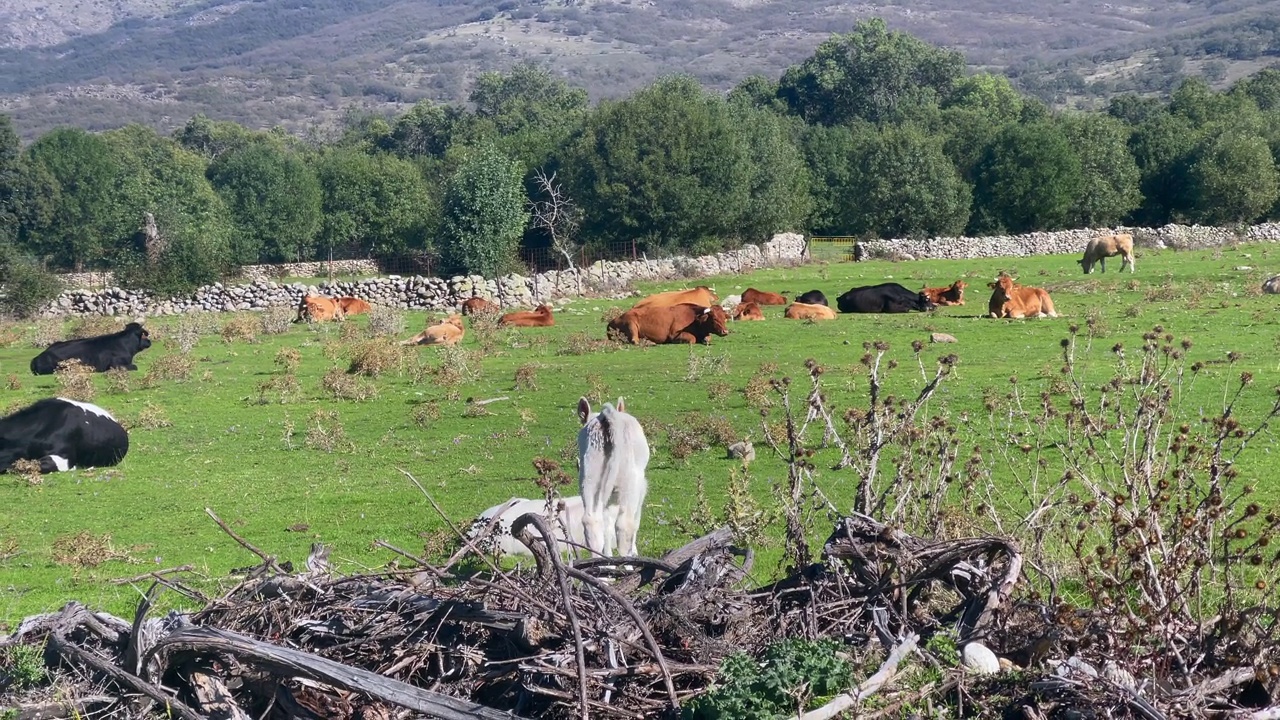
500 305 555 327
742 288 787 306
1080 233 1135 274
987 276 1058 319
607 304 729 345
338 297 373 316
294 295 343 323
785 302 837 320
462 297 500 315
921 280 967 306
402 315 465 346
733 302 765 321
631 286 718 309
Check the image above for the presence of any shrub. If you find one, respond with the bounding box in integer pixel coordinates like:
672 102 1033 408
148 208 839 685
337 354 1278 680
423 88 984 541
104 367 131 394
321 367 377 401
347 340 409 378
54 358 95 401
514 362 540 391
259 306 294 335
0 642 47 690
0 253 63 318
131 402 173 429
8 458 43 486
256 373 302 404
220 313 258 343
67 316 119 339
142 353 195 384
304 408 355 452
366 305 406 338
412 401 441 428
684 638 854 719
28 318 62 347
274 347 302 373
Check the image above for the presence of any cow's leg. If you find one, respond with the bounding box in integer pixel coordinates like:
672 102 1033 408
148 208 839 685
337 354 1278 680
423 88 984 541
1126 253 1135 273
1099 257 1106 273
603 503 620 557
673 332 698 344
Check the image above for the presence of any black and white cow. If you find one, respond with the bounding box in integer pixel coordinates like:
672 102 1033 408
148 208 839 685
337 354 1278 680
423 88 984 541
30 322 152 375
836 283 936 314
0 398 129 474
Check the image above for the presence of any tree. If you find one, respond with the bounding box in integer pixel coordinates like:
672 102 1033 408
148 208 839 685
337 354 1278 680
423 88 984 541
439 143 528 277
468 63 590 172
173 114 254 161
943 74 1024 125
778 19 965 126
797 124 861 236
387 101 469 159
0 241 62 318
0 115 19 244
972 122 1083 233
209 142 324 263
1107 94 1165 125
733 107 812 242
1232 67 1280 112
842 125 972 238
1185 130 1279 224
728 75 787 113
314 148 436 259
528 169 583 292
1128 113 1199 225
1058 113 1142 227
24 128 126 270
562 75 753 254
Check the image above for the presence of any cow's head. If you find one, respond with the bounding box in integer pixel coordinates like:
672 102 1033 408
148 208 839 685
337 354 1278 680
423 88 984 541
914 292 937 312
124 322 151 350
578 396 625 426
992 275 1016 300
951 280 968 294
697 305 730 336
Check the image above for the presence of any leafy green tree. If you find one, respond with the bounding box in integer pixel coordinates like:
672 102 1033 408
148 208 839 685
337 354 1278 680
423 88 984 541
1107 94 1165 125
314 148 436 259
944 74 1024 125
842 125 971 238
24 128 126 270
0 115 19 244
1185 130 1279 224
102 125 236 290
173 114 254 160
733 107 812 242
1058 113 1142 226
439 143 528 276
208 142 324 263
469 62 589 169
387 101 470 159
562 75 753 253
779 19 965 126
728 75 787 113
1128 113 1199 224
797 124 860 236
1232 67 1280 112
972 122 1083 233
0 242 62 318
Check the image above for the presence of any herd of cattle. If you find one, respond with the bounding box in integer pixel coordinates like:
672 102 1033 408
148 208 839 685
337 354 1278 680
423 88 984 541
1 233 1138 559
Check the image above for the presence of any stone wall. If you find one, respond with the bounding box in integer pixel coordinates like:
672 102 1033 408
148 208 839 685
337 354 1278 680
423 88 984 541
40 233 809 318
858 222 1280 261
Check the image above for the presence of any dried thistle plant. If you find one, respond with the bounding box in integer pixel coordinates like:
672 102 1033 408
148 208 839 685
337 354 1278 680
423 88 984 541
275 347 302 373
347 340 410 378
259 307 295 335
220 314 259 343
412 401 442 428
321 367 377 401
54 359 95 401
9 459 43 486
29 318 63 348
366 306 407 338
514 363 541 391
5 373 21 391
103 367 131 394
141 353 194 385
305 408 355 453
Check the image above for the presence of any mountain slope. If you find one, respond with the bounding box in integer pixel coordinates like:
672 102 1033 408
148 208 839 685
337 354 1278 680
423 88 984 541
1 0 1278 140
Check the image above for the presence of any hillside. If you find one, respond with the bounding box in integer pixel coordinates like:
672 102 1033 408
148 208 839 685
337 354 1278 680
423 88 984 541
1 0 1279 140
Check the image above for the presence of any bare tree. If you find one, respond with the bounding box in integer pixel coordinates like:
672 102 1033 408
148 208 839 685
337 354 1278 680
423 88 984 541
528 170 583 295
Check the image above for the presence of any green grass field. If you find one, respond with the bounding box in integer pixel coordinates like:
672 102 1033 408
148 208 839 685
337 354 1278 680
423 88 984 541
3 242 1280 625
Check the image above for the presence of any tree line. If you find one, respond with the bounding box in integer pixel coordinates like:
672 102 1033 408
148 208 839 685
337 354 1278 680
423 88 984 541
2 18 1280 315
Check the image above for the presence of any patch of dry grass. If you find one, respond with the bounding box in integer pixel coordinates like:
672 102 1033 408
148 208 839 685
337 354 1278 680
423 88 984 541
256 373 303 404
412 401 442 428
9 459 43 486
54 359 95 401
220 314 259 344
321 367 378 401
514 363 541 391
0 322 26 347
304 408 355 453
559 330 621 356
131 402 173 429
51 531 133 569
274 347 302 373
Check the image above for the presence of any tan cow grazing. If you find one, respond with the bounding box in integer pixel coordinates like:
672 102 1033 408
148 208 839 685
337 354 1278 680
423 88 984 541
733 302 766 321
784 302 838 320
402 315 465 346
921 280 967 306
987 276 1058 319
631 286 718 310
608 304 729 345
461 297 500 315
338 297 373 317
500 304 555 327
1080 233 1135 274
742 288 787 306
294 295 343 323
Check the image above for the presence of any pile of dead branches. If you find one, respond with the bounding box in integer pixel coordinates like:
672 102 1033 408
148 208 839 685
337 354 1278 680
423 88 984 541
4 505 1278 719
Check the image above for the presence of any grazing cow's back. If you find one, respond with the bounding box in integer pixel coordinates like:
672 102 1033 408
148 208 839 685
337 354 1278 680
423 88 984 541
987 276 1058 319
607 304 729 345
30 322 151 375
338 297 373 316
462 297 500 315
837 283 936 314
632 286 718 309
295 295 343 323
796 290 828 306
742 288 787 306
0 398 129 474
1080 233 1135 274
577 398 649 557
921 280 967 306
733 302 766 321
467 496 587 558
402 315 465 346
499 305 555 327
785 302 837 320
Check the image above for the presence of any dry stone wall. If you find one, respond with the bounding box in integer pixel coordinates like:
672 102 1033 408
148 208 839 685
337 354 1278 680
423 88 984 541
40 234 808 318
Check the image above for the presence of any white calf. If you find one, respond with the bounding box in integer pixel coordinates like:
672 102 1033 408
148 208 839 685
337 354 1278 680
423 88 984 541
577 397 650 558
466 496 586 558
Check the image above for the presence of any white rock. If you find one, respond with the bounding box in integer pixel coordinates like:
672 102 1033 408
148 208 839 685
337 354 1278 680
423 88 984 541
961 643 1000 675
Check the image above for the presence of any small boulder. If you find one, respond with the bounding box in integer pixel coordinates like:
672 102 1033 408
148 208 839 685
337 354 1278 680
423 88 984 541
961 643 1000 675
930 332 958 344
727 441 755 463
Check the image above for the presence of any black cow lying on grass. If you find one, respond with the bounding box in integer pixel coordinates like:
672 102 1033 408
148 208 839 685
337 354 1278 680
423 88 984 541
0 398 129 473
30 322 151 375
836 283 936 314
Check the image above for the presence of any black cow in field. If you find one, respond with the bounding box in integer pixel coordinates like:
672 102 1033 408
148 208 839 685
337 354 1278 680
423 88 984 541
0 398 129 474
836 283 936 314
796 290 828 306
30 322 151 375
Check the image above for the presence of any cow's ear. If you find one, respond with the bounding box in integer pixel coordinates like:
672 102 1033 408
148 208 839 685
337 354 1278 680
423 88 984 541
577 397 591 425
616 397 626 413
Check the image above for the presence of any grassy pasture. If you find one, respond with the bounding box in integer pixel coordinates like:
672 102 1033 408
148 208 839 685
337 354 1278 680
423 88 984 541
3 242 1280 625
